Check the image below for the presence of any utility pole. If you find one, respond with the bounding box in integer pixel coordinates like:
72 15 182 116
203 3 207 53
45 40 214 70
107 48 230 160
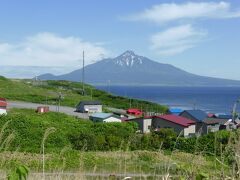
82 51 85 96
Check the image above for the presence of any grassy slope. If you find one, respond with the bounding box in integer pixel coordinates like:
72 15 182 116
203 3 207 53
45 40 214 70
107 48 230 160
0 76 168 112
0 108 229 178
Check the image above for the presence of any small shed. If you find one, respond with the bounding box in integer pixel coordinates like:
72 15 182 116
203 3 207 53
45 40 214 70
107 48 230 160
76 101 102 113
36 106 49 113
0 98 7 115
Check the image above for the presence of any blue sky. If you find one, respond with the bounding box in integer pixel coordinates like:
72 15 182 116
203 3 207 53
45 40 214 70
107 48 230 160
0 0 240 79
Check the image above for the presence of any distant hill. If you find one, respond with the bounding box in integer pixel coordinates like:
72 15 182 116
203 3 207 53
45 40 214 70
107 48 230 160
38 51 240 86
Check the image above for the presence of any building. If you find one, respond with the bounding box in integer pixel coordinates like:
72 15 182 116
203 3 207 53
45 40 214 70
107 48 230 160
180 110 208 134
152 115 196 137
127 108 143 116
0 98 7 115
127 117 152 133
76 101 102 113
89 113 121 123
36 106 49 113
203 118 231 133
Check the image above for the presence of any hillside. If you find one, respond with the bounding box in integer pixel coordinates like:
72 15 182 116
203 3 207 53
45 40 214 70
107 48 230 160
0 76 167 112
0 108 234 178
39 50 240 86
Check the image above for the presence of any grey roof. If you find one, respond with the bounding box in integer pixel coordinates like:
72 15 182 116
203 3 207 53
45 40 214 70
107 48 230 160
90 113 113 119
181 110 208 122
78 101 102 106
203 118 229 125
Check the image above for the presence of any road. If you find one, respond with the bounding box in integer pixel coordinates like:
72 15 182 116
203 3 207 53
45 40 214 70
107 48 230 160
7 101 89 119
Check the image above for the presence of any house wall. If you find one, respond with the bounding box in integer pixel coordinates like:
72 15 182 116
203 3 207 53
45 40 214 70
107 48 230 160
184 124 196 137
103 117 121 123
152 118 188 136
0 109 7 115
206 124 220 133
129 118 152 133
142 119 152 133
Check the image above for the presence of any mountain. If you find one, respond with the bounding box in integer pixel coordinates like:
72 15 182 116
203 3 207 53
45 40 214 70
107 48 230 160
38 50 240 86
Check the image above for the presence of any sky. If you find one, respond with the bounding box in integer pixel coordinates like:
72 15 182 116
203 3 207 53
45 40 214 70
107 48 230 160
0 0 240 79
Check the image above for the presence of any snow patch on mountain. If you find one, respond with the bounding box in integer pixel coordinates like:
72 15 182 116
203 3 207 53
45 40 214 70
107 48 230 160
114 51 143 67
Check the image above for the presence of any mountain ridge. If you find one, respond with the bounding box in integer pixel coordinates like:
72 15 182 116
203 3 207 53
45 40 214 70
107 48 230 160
38 51 240 86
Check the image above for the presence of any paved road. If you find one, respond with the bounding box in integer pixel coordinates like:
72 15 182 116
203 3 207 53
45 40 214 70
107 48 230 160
7 101 89 119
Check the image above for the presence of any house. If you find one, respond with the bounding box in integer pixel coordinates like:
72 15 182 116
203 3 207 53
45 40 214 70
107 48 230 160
127 117 152 133
89 113 122 123
0 98 7 115
168 108 183 115
127 108 143 116
180 110 208 134
202 118 231 133
152 115 195 137
76 101 102 113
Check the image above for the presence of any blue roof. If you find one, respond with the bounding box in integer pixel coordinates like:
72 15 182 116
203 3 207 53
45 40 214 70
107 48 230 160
169 108 183 113
182 110 208 122
217 114 232 119
90 113 113 119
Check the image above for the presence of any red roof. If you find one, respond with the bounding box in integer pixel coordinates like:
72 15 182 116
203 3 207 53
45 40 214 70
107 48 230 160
207 113 216 118
154 114 195 127
0 98 7 107
127 108 142 115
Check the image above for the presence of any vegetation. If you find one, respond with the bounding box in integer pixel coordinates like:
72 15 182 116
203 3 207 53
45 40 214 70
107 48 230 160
0 76 168 112
0 108 240 178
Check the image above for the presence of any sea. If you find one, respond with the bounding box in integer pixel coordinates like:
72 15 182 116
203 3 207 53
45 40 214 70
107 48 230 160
95 86 240 114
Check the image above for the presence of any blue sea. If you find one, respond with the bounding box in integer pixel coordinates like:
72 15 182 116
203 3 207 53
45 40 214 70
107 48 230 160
96 86 240 114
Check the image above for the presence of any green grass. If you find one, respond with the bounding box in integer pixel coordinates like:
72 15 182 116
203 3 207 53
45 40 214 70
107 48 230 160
0 76 168 112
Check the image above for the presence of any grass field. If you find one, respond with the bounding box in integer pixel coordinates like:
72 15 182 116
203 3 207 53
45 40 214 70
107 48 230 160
0 76 168 112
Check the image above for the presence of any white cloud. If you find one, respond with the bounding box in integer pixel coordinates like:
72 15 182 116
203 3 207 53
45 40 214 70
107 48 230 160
150 24 207 55
126 1 240 24
0 32 110 66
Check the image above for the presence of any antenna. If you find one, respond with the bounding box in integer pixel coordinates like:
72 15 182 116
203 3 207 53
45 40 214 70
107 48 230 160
82 51 85 95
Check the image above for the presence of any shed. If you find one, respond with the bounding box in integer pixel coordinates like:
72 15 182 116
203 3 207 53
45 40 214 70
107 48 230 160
0 98 7 115
76 101 102 113
36 106 49 113
152 115 196 137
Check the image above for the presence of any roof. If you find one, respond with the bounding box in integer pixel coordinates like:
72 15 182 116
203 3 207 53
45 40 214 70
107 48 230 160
169 108 183 113
0 98 7 107
207 113 216 118
203 118 229 125
154 114 195 127
90 113 113 119
127 108 142 113
216 114 232 119
181 110 208 122
78 101 102 106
